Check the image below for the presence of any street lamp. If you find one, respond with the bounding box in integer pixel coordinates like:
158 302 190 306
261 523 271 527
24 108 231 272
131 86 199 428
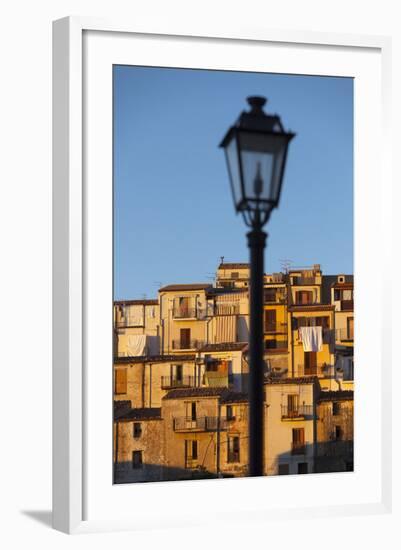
219 96 295 476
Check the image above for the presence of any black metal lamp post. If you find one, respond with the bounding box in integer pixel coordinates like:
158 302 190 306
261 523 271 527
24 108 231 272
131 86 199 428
219 96 295 476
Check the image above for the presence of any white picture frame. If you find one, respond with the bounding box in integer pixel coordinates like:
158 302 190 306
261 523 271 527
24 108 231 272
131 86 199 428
53 16 393 535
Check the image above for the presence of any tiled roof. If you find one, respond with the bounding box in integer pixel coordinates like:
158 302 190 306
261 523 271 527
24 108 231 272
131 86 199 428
200 342 248 353
289 305 335 312
163 387 228 400
317 390 354 402
331 282 354 289
265 376 319 385
206 287 248 296
114 299 158 306
115 407 162 421
220 391 248 403
158 283 212 292
114 354 196 364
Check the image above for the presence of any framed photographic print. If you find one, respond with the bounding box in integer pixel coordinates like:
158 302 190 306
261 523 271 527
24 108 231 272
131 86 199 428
53 17 392 534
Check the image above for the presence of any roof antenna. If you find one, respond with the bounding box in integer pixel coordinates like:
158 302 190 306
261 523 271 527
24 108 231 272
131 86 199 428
279 259 293 273
220 256 225 265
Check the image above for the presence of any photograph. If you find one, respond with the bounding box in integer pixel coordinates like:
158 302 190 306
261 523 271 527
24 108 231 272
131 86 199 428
112 65 354 483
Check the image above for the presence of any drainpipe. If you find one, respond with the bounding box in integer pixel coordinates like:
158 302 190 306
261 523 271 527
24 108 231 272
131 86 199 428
113 420 119 483
216 400 222 477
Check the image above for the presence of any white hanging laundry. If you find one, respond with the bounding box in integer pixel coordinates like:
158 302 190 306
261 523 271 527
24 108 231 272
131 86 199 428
299 326 322 352
127 334 147 356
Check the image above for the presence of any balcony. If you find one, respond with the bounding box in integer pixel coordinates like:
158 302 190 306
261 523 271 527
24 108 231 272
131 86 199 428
281 405 313 420
161 375 196 389
296 363 329 377
173 416 228 432
336 328 354 342
292 277 317 286
172 307 198 319
171 339 205 351
264 322 288 334
264 292 287 304
115 319 144 328
265 340 288 351
291 442 307 455
340 300 353 311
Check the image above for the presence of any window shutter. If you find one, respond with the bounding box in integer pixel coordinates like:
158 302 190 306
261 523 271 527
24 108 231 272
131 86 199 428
115 368 127 394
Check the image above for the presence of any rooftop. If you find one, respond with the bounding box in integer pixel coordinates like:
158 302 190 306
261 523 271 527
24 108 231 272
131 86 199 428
317 390 354 402
200 342 248 353
163 387 228 400
265 376 319 386
218 263 250 270
159 283 212 292
115 407 162 421
115 354 196 364
114 299 158 306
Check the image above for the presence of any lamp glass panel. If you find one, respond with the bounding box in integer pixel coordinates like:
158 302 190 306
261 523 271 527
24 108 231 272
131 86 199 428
224 135 243 210
238 132 288 209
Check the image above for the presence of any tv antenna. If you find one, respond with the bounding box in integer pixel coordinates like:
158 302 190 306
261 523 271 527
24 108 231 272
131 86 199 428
279 259 293 273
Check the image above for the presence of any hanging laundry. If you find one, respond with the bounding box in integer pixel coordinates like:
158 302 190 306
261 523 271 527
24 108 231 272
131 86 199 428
299 326 322 352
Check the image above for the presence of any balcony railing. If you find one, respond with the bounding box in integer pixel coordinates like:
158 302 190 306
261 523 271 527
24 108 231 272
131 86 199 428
171 339 205 350
291 442 307 455
264 293 287 304
265 340 288 350
336 328 354 341
340 300 354 311
264 322 288 334
292 277 317 286
173 416 228 432
172 307 198 319
296 363 329 377
281 405 313 420
161 375 196 389
115 319 144 328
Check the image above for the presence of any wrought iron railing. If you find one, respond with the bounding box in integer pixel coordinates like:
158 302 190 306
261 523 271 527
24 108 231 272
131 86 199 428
281 405 313 419
172 307 198 319
291 442 307 455
336 328 354 341
171 339 205 350
160 375 196 389
173 416 228 432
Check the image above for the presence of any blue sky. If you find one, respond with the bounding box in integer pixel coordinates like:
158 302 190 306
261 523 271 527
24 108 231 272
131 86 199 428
113 66 353 300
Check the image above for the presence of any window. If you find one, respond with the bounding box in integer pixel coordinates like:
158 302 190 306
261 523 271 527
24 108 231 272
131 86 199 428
292 428 305 454
287 394 299 416
334 425 343 440
295 291 313 305
133 422 142 438
185 440 198 467
332 402 341 416
227 436 240 463
264 288 276 303
132 450 143 469
304 351 317 375
114 368 127 394
347 317 354 339
173 364 183 383
180 328 191 349
226 405 235 420
231 272 239 279
264 309 276 331
278 464 289 475
298 462 308 474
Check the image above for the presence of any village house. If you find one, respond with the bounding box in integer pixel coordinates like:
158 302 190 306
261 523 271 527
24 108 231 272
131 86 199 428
113 261 354 481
